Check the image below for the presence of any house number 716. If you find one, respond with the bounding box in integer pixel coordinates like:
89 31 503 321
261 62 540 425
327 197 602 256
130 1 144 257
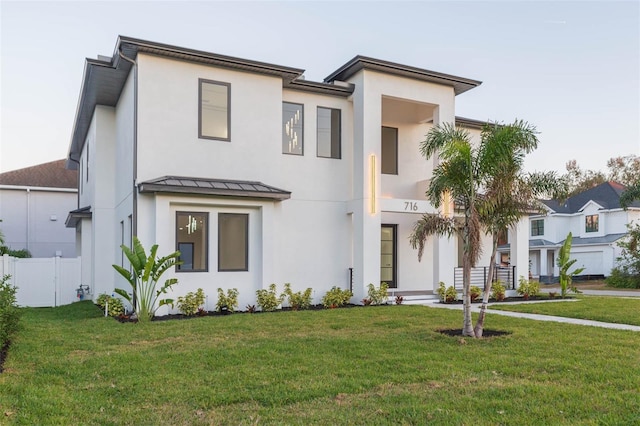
404 202 418 211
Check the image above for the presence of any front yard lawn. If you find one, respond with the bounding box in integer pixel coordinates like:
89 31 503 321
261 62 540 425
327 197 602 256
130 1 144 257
1 301 639 425
490 296 640 326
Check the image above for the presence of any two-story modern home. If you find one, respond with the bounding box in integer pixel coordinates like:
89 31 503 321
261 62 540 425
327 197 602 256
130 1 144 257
528 181 640 281
0 159 78 257
65 36 529 312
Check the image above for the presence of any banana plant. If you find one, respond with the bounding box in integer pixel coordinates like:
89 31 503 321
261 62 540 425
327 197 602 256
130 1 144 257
557 232 585 298
112 237 182 322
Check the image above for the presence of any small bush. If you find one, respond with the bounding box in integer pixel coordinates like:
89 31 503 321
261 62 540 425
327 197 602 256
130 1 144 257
95 293 125 317
606 268 640 289
0 274 21 348
367 282 389 305
517 277 540 299
216 288 239 313
470 285 482 301
246 304 256 313
395 295 404 305
437 282 458 303
177 288 206 316
491 281 506 301
282 283 312 310
322 286 353 308
256 284 283 312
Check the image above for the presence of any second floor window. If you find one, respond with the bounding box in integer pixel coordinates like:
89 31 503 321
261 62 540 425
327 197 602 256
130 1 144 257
531 219 544 236
317 107 341 159
381 126 398 174
199 79 230 141
585 214 599 233
283 102 303 155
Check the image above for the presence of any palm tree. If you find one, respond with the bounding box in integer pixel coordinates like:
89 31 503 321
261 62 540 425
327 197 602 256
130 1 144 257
411 120 544 337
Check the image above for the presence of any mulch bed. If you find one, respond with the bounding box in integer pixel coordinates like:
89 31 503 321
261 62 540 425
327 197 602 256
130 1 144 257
437 328 511 338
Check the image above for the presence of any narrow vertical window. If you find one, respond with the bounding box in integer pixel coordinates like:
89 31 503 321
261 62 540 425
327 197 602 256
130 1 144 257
282 102 304 155
176 212 208 271
218 213 248 271
317 107 341 159
86 144 90 182
380 225 397 288
531 219 544 236
120 220 125 266
381 126 398 174
199 79 230 141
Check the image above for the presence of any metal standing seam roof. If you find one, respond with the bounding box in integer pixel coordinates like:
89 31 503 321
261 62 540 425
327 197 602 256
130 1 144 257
65 206 92 228
138 176 291 200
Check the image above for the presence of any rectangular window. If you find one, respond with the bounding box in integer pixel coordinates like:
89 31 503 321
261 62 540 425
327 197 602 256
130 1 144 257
176 212 208 272
531 219 544 236
86 143 89 182
317 107 341 159
381 225 397 288
381 126 398 174
282 102 303 155
199 79 230 141
585 214 599 233
218 213 248 271
120 220 125 266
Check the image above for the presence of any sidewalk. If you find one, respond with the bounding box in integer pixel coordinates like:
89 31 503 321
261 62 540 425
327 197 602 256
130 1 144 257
426 298 640 332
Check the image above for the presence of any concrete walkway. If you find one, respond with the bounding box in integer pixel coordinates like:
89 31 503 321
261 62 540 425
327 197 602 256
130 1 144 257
425 298 640 332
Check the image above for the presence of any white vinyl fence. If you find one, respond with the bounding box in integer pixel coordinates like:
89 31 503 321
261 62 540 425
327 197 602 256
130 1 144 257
1 254 83 307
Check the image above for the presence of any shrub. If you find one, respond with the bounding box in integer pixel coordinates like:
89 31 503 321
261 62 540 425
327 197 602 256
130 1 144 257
246 304 257 313
216 288 239 313
177 288 206 316
367 282 389 305
322 286 353 308
256 284 283 312
437 282 458 303
491 281 506 301
95 294 125 317
282 283 312 310
0 274 21 348
606 267 640 289
112 237 181 322
517 276 540 299
395 295 404 305
0 247 31 258
470 285 482 301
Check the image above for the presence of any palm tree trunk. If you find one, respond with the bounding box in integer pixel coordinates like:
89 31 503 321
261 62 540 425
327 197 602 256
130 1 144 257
462 214 475 337
474 234 498 337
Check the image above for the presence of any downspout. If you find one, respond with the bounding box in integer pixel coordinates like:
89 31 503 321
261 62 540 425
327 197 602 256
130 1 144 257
118 49 138 239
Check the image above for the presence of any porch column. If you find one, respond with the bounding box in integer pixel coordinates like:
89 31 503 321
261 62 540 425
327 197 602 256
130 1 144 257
350 73 381 302
539 248 548 279
509 216 530 287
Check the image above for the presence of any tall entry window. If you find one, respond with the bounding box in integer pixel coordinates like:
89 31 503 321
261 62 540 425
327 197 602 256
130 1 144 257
176 212 208 272
381 126 398 174
199 79 230 141
218 213 249 271
381 225 397 288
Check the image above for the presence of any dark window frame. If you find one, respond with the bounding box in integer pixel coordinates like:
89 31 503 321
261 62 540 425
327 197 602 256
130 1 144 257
218 213 249 272
316 106 341 159
198 79 231 142
381 126 398 175
282 102 304 156
585 214 599 233
381 224 397 289
531 219 544 236
175 211 209 272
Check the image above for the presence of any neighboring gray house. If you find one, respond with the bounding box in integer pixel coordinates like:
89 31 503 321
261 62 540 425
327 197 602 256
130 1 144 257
526 182 640 281
0 160 78 257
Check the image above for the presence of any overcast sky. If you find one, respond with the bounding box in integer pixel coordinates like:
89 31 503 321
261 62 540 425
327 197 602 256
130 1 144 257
1 1 638 174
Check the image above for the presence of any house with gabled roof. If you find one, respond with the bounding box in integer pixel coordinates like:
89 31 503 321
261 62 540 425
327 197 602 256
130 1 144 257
65 36 530 311
0 159 78 257
528 181 640 281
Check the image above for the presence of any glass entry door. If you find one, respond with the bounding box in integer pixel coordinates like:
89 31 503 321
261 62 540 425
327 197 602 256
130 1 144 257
381 225 397 288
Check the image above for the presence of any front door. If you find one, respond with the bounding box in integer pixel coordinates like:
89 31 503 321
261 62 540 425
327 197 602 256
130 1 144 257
381 225 397 288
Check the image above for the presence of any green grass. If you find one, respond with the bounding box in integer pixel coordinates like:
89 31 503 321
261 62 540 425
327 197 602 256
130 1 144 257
490 296 640 326
1 301 639 425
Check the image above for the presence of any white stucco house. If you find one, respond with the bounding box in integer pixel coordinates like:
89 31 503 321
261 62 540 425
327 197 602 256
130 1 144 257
65 36 530 312
0 160 78 258
527 181 640 282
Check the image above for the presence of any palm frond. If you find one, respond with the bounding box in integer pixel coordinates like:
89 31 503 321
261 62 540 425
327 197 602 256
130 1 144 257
410 214 457 261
